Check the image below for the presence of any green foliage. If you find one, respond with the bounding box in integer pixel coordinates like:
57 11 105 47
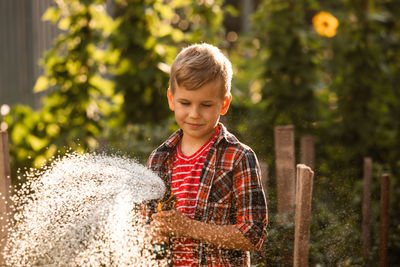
108 0 175 124
228 0 400 265
174 0 226 45
308 200 363 265
327 0 391 162
4 105 57 172
317 1 400 263
253 0 320 130
228 0 321 165
6 0 118 178
4 0 228 180
37 0 119 150
252 216 295 267
102 0 228 131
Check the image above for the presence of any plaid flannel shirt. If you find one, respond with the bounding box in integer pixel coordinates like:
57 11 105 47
142 123 268 266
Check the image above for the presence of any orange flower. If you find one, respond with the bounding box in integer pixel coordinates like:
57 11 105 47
312 11 339 38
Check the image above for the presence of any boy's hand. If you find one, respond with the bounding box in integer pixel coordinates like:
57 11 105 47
145 224 169 244
151 210 190 238
150 209 257 251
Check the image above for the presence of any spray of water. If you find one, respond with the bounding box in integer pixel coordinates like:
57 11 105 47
2 152 167 266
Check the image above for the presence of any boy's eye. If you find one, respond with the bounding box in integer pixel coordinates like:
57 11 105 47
180 102 190 106
202 104 212 107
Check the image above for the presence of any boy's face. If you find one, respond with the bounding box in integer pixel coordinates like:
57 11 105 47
167 79 231 145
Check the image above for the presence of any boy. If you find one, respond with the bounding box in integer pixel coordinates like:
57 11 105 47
142 43 268 266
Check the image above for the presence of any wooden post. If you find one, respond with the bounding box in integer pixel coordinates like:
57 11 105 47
0 130 12 264
274 125 296 219
259 161 268 200
379 173 390 267
300 135 315 170
293 164 314 267
241 0 253 32
362 157 372 265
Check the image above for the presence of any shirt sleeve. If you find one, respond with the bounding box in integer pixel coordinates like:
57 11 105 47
232 149 268 250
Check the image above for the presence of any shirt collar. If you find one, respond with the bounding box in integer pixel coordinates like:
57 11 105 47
162 122 238 150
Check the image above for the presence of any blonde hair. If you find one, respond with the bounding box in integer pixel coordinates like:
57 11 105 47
169 43 232 98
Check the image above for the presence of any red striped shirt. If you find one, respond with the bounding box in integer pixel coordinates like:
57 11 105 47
171 128 219 266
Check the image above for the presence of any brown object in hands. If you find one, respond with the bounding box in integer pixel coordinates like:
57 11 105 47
157 192 176 213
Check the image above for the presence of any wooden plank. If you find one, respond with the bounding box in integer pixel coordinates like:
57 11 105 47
362 157 372 265
274 125 296 219
379 173 390 267
0 131 12 265
0 0 30 106
293 164 314 267
300 135 314 170
17 0 31 105
0 0 58 108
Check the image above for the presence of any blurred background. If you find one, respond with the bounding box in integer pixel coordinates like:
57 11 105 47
0 0 399 265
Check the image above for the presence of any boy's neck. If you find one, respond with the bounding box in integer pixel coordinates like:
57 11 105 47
180 128 217 157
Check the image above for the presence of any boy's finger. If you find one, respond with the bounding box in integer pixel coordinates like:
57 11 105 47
152 210 176 220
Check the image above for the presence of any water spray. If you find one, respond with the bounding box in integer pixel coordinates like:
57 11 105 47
2 152 168 266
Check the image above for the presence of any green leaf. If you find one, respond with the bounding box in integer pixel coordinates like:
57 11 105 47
11 123 29 144
224 5 239 17
33 76 50 93
42 7 61 23
27 135 49 151
46 124 61 137
58 17 71 31
171 0 190 8
89 75 114 97
33 155 47 168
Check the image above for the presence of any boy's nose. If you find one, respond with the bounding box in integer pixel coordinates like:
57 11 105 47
188 106 200 118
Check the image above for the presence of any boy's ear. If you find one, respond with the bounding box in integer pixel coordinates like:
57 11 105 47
220 95 232 115
167 88 175 111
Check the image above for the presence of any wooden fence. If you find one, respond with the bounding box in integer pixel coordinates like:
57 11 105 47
0 0 59 108
272 125 391 266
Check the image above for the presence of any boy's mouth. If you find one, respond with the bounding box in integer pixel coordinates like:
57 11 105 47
186 122 203 128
